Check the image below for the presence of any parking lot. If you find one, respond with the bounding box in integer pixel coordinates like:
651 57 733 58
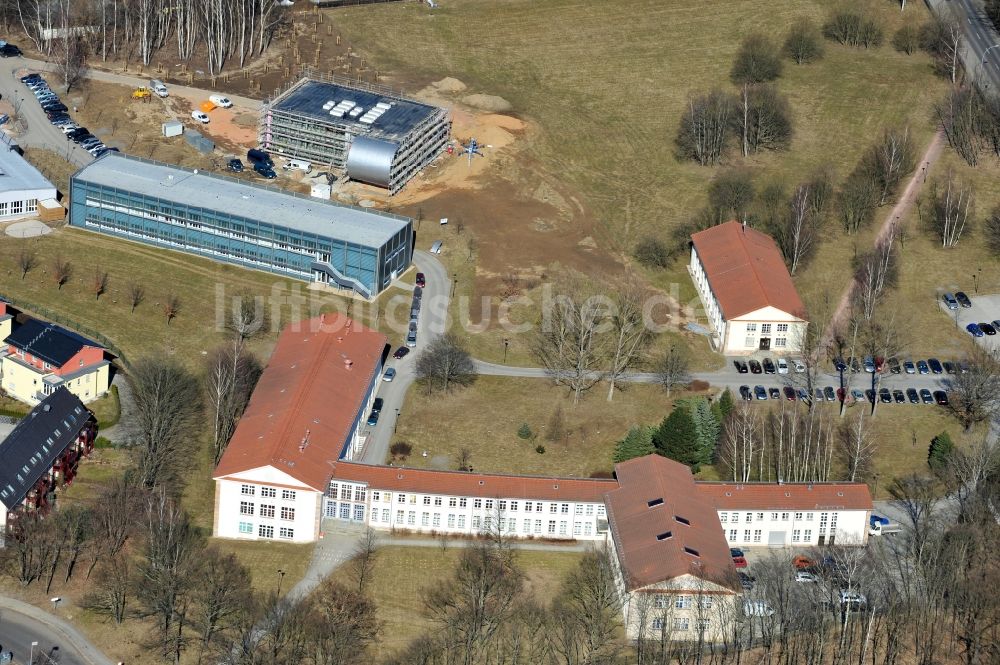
941 292 1000 353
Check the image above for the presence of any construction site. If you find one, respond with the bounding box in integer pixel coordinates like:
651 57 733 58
259 69 451 194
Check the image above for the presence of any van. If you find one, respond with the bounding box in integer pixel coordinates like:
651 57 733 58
247 148 273 167
430 240 443 254
149 79 168 97
743 601 775 617
283 158 312 173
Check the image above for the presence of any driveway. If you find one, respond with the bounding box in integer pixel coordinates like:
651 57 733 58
941 293 1000 353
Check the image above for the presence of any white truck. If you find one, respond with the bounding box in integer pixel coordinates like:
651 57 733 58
869 514 902 536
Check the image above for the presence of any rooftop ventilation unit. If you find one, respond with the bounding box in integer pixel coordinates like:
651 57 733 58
323 101 335 110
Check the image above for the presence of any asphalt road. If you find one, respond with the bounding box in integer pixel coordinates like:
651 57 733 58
0 596 112 665
934 0 1000 92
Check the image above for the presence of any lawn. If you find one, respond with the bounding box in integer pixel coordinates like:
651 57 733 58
326 544 584 656
394 375 704 477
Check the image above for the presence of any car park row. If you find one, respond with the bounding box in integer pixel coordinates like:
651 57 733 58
20 73 119 159
737 383 950 406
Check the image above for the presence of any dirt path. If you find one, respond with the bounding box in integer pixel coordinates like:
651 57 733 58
822 130 946 345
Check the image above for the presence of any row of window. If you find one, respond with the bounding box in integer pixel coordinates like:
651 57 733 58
238 522 294 539
359 487 604 517
0 199 37 217
241 484 296 501
720 511 818 524
327 483 368 502
651 618 710 632
726 528 815 543
745 323 789 334
239 502 295 521
653 595 713 610
371 509 593 537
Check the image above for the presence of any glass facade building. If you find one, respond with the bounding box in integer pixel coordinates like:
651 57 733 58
69 154 412 298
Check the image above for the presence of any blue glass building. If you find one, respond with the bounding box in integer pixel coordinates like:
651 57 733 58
69 154 413 298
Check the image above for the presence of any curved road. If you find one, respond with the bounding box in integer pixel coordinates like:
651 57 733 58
0 596 112 665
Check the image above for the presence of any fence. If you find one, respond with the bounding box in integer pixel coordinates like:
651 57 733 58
0 293 132 371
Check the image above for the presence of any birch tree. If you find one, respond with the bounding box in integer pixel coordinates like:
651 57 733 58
605 274 651 401
782 182 819 275
204 344 261 466
533 287 609 405
853 225 897 322
929 170 975 248
838 409 876 482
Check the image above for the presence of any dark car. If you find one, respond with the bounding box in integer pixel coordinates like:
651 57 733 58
934 390 949 406
734 360 748 374
824 386 836 402
739 385 752 401
980 323 997 336
863 356 876 373
72 133 96 144
906 388 919 404
738 571 755 590
865 389 876 403
797 388 809 401
833 357 847 372
392 346 410 360
754 385 767 400
956 291 972 308
891 389 904 404
917 360 930 374
749 360 762 374
920 388 934 404
967 323 985 338
928 358 943 374
943 361 956 374
373 397 384 412
416 272 426 288
19 74 41 83
878 388 891 403
253 161 277 179
763 358 776 374
942 292 959 310
769 387 780 399
814 388 824 401
730 548 745 558
887 357 901 374
247 148 273 168
366 410 380 426
849 357 862 373
0 43 22 57
227 158 244 172
784 386 796 400
992 320 1000 332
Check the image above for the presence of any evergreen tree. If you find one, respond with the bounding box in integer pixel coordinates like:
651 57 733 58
928 431 954 471
613 425 656 464
718 389 735 419
653 408 701 467
691 398 721 464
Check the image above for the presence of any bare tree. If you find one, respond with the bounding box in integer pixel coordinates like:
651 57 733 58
190 547 252 655
928 170 975 248
782 181 820 275
305 580 381 665
127 357 203 490
56 35 87 92
655 346 691 397
734 83 793 156
922 14 963 83
605 274 651 401
92 269 110 300
53 254 73 289
838 409 877 482
947 349 1000 430
88 476 140 578
839 168 878 234
870 127 915 207
853 226 897 321
676 90 735 166
719 401 763 481
547 550 622 665
936 86 986 167
82 552 130 624
533 287 608 405
347 528 379 594
415 334 476 393
708 168 755 223
163 293 181 324
18 245 37 279
204 344 262 466
128 281 146 313
784 17 824 64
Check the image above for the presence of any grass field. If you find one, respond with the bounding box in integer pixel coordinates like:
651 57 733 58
327 544 584 656
394 375 707 476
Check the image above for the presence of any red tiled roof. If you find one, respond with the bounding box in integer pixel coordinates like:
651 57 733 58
697 482 873 511
691 221 806 321
213 314 387 491
331 461 617 502
605 456 738 592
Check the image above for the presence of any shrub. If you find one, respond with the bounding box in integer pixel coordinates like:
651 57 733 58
613 425 656 463
633 236 672 268
984 205 1000 254
535 444 546 454
784 18 824 64
389 441 413 461
892 24 920 55
517 423 533 440
823 11 883 48
94 436 114 449
731 34 783 85
928 431 954 470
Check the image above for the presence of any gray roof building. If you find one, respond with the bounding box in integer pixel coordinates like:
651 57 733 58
0 133 56 203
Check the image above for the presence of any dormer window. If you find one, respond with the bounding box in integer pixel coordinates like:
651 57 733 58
675 515 690 526
647 498 664 508
656 531 673 541
683 546 700 557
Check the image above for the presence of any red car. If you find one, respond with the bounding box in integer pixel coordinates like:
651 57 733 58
415 272 426 288
732 556 748 569
792 555 815 570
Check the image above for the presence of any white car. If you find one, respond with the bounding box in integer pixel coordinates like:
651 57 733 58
743 600 775 617
839 590 867 607
209 94 233 108
793 359 807 373
795 571 818 583
777 358 789 374
191 110 210 124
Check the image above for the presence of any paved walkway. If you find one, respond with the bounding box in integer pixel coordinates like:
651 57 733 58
0 595 114 665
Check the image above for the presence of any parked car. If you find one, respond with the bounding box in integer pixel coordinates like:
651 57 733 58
849 357 862 373
783 386 796 400
795 571 819 583
851 389 864 401
777 358 789 374
824 386 836 402
928 358 943 374
865 389 875 404
734 360 748 373
769 387 780 399
920 388 934 404
793 359 806 373
763 358 776 374
227 158 244 172
917 360 930 374
933 390 949 406
382 367 396 382
887 357 901 374
907 388 919 404
738 571 755 590
749 360 762 374
732 556 748 569
797 388 808 400
956 291 972 308
191 110 210 124
209 94 233 108
406 329 417 348
416 272 426 287
833 357 847 372
840 590 867 608
879 388 892 403
893 389 905 403
981 322 997 336
253 161 277 179
366 410 380 426
744 601 775 617
992 319 1000 332
392 346 409 359
739 385 752 401
967 323 985 338
754 385 767 400
0 43 22 57
943 361 956 374
942 292 959 310
904 359 916 374
730 548 745 558
149 79 168 97
814 388 824 401
863 356 876 373
793 555 816 569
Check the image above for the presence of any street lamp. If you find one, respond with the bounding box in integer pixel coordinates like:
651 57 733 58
982 43 1000 68
451 272 457 298
276 569 286 597
503 338 509 363
30 642 38 665
973 271 979 294
394 408 400 433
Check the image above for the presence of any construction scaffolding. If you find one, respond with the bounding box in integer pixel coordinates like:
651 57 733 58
259 69 451 194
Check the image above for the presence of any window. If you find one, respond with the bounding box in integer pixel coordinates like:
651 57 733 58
448 514 456 528
421 513 430 527
382 509 390 522
792 530 801 543
261 487 276 498
396 510 404 522
699 597 714 609
775 338 787 348
794 512 803 520
731 512 739 522
675 596 692 609
584 523 592 536
258 525 274 538
728 529 737 540
485 499 494 510
804 529 812 541
525 502 533 512
777 323 788 332
674 618 690 631
559 521 567 535
535 519 542 533
697 619 711 632
499 518 506 531
510 501 518 511
240 502 254 516
548 520 556 534
653 594 668 609
423 496 431 505
781 512 790 520
720 513 728 523
484 516 492 530
523 519 531 533
241 484 255 496
280 489 295 501
573 523 582 535
550 504 558 514
398 493 407 503
238 522 253 534
536 502 543 512
407 511 416 525
753 529 762 543
586 505 594 516
260 505 275 519
371 511 378 523
651 618 665 631
449 497 457 507
745 512 753 522
744 529 752 541
561 504 569 514
340 504 349 519
575 504 583 515
474 499 482 509
745 336 756 348
756 512 764 521
459 498 467 508
280 506 295 521
771 512 779 520
806 512 814 521
761 323 772 334
340 486 351 501
746 323 757 332
372 491 380 502
11 201 22 215
499 500 507 510
457 515 466 528
278 527 294 539
472 516 481 529
353 487 365 502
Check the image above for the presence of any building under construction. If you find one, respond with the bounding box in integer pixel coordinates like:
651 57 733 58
260 73 451 194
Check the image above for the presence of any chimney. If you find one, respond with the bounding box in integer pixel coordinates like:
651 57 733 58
344 358 353 370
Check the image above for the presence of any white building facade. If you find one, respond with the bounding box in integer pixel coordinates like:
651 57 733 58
0 134 56 219
214 470 323 544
